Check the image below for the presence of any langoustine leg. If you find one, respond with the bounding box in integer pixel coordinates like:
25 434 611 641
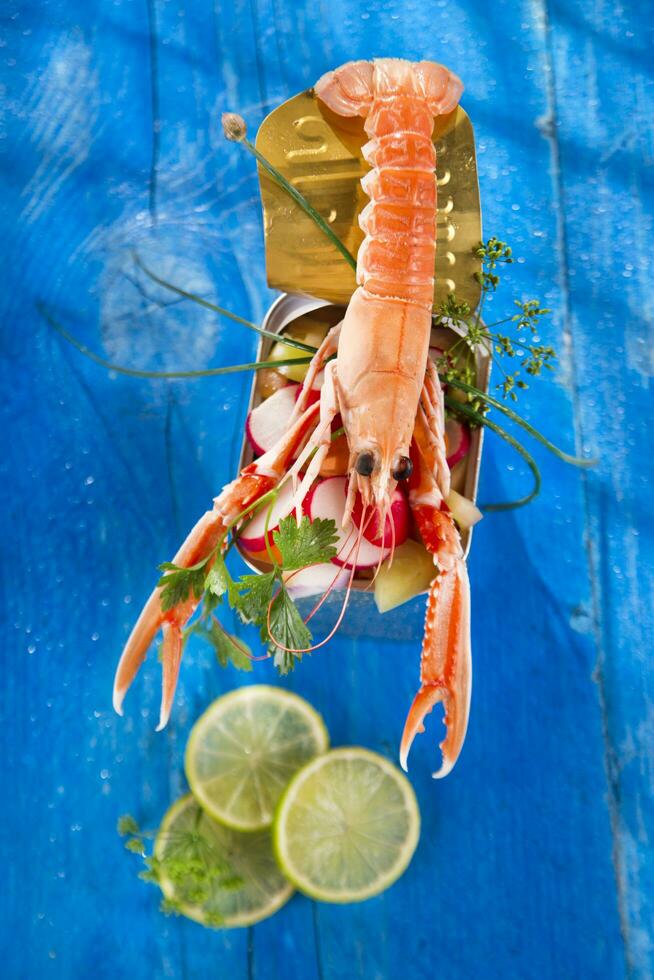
112 402 320 729
401 362 472 778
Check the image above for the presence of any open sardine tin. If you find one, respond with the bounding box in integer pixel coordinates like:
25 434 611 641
237 89 488 641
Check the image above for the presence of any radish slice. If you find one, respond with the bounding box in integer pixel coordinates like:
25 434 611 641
294 367 324 408
307 476 391 570
351 486 409 548
246 384 299 455
429 345 444 363
294 385 321 408
445 418 470 469
239 481 295 553
446 489 482 530
283 563 349 599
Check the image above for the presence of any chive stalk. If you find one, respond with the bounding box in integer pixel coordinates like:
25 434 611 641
443 376 595 468
444 395 541 511
222 113 357 273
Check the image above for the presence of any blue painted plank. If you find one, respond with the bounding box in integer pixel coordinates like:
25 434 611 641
547 2 654 975
0 0 644 976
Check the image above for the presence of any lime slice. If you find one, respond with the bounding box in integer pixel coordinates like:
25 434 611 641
185 685 329 831
274 748 420 903
155 794 293 928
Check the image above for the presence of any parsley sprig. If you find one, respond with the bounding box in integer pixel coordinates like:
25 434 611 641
435 237 555 402
233 514 338 673
153 494 339 674
117 813 241 926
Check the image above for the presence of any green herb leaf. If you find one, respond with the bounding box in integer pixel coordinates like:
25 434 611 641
157 564 206 612
433 237 559 406
266 585 312 674
235 572 277 625
204 555 242 608
205 618 253 672
117 814 140 837
160 896 183 917
273 515 339 571
119 812 241 927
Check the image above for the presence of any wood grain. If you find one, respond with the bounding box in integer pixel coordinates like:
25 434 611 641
1 0 651 976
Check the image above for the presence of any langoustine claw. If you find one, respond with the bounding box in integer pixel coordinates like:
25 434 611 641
399 556 471 778
112 507 233 730
401 365 472 777
113 403 319 728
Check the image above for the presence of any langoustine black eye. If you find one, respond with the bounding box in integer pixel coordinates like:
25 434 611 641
355 450 376 477
392 456 413 481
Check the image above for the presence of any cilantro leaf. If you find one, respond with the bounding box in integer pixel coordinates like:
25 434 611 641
183 613 252 673
206 619 253 672
157 565 205 612
205 556 243 608
265 585 312 674
235 572 277 624
204 562 229 599
273 515 339 571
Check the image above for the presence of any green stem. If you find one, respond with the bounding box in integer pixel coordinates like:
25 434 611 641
443 376 596 467
41 305 313 378
132 254 316 353
444 395 541 511
482 315 514 329
240 137 358 273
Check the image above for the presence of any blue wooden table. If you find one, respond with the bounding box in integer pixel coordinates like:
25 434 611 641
2 2 653 977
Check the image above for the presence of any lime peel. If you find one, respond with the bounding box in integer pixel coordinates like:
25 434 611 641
273 747 420 904
185 685 329 831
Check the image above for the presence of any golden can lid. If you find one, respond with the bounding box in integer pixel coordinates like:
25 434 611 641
255 88 482 310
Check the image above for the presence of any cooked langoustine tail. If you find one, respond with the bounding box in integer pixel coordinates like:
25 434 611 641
315 58 471 776
112 403 319 729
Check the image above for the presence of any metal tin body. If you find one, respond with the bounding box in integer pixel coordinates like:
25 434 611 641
255 90 482 311
236 292 490 583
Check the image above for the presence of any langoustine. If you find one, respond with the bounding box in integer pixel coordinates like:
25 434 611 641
113 57 471 778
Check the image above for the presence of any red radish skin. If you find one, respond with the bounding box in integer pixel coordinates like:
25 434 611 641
295 368 324 407
307 476 392 571
239 481 295 553
351 486 409 548
294 386 321 408
445 418 470 469
246 384 299 456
